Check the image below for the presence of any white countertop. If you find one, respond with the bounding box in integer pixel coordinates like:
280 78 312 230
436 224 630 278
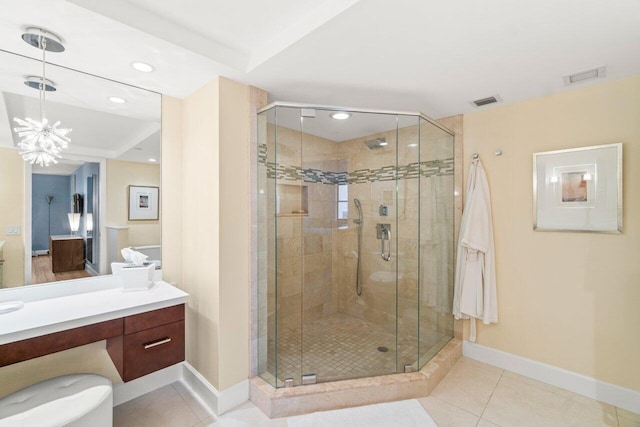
0 278 188 345
50 235 84 240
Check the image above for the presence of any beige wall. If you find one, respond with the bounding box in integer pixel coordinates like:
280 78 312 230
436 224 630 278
173 76 253 391
181 79 221 388
106 159 161 247
0 147 25 287
463 74 640 391
217 78 251 390
0 341 121 398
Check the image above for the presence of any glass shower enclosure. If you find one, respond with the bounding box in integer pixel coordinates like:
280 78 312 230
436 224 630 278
257 103 454 387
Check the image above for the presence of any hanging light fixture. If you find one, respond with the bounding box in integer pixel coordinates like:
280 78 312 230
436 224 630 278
13 28 71 167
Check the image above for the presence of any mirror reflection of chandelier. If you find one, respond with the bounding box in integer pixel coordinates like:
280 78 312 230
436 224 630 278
13 28 71 167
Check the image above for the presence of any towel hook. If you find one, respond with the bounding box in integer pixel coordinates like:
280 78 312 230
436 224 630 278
471 150 503 160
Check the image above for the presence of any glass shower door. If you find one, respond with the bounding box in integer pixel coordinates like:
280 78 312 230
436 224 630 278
299 109 400 383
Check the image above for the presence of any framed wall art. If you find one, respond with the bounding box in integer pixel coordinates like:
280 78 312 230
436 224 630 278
533 143 622 233
128 185 159 221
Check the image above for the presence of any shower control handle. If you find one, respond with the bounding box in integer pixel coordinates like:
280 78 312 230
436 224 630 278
376 224 392 262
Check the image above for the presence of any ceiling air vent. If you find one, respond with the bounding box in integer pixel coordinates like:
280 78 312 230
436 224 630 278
564 66 606 86
471 95 502 108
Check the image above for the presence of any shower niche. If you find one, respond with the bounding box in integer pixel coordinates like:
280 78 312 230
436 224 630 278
276 183 308 216
257 103 455 388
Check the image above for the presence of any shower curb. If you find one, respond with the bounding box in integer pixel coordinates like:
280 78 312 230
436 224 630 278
250 338 462 418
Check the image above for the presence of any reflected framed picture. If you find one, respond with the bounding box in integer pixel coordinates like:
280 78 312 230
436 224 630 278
533 143 622 233
128 185 159 221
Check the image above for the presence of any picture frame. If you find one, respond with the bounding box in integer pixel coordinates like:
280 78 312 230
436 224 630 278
128 185 159 221
533 143 622 233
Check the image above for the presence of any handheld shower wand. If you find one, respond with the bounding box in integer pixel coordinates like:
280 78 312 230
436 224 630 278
353 198 363 296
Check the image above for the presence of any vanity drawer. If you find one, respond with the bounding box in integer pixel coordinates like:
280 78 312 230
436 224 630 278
123 320 185 381
124 304 185 334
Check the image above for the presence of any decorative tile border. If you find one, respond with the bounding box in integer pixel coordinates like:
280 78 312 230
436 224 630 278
262 159 453 184
348 159 453 183
258 145 453 184
258 144 267 164
304 169 348 184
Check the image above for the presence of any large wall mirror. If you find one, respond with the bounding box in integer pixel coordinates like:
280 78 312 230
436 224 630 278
0 49 161 288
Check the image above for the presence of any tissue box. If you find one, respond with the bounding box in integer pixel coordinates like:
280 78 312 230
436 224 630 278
111 262 155 291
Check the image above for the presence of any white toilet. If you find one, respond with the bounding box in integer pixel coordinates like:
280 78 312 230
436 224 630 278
0 374 113 426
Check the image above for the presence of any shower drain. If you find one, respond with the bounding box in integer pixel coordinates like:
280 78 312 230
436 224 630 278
377 346 389 353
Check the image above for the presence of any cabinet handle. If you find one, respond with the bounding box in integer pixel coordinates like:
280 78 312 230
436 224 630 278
144 337 172 349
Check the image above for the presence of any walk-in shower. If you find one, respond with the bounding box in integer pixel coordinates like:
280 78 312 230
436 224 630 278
257 103 455 387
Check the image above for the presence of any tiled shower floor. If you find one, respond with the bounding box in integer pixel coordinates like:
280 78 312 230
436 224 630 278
266 313 449 386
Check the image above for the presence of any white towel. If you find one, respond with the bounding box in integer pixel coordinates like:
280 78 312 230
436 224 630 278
453 159 498 341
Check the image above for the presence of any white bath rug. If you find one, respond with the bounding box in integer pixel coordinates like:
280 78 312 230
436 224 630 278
286 399 437 427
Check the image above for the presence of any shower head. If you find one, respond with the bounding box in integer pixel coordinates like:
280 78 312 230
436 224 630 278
354 198 361 209
364 137 387 150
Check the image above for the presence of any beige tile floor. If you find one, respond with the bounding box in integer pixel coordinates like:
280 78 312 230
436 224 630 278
114 357 640 427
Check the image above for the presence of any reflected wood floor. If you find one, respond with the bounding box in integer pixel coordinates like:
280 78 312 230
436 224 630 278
32 255 91 284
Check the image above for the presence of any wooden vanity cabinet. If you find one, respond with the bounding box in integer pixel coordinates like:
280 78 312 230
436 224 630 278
0 303 185 383
107 304 185 382
49 236 84 273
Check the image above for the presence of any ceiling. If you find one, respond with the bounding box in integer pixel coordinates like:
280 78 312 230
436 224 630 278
3 92 160 157
263 105 447 143
32 158 84 175
0 48 161 163
0 0 639 120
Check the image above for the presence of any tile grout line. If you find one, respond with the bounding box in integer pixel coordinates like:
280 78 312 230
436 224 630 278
171 382 212 425
475 369 504 427
423 395 481 422
504 371 620 414
426 359 502 420
500 371 624 423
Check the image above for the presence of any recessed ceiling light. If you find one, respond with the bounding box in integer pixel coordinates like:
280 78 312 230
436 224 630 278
108 96 127 104
330 112 351 120
408 143 418 148
379 142 388 146
149 158 157 162
131 61 155 73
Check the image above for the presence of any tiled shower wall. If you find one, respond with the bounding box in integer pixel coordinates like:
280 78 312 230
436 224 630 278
256 111 461 382
335 121 455 369
268 125 340 332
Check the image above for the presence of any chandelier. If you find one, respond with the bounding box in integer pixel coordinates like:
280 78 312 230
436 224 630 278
13 28 71 167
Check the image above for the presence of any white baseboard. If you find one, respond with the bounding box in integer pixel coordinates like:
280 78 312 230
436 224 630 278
463 341 640 415
113 362 249 415
181 362 249 415
113 363 183 406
